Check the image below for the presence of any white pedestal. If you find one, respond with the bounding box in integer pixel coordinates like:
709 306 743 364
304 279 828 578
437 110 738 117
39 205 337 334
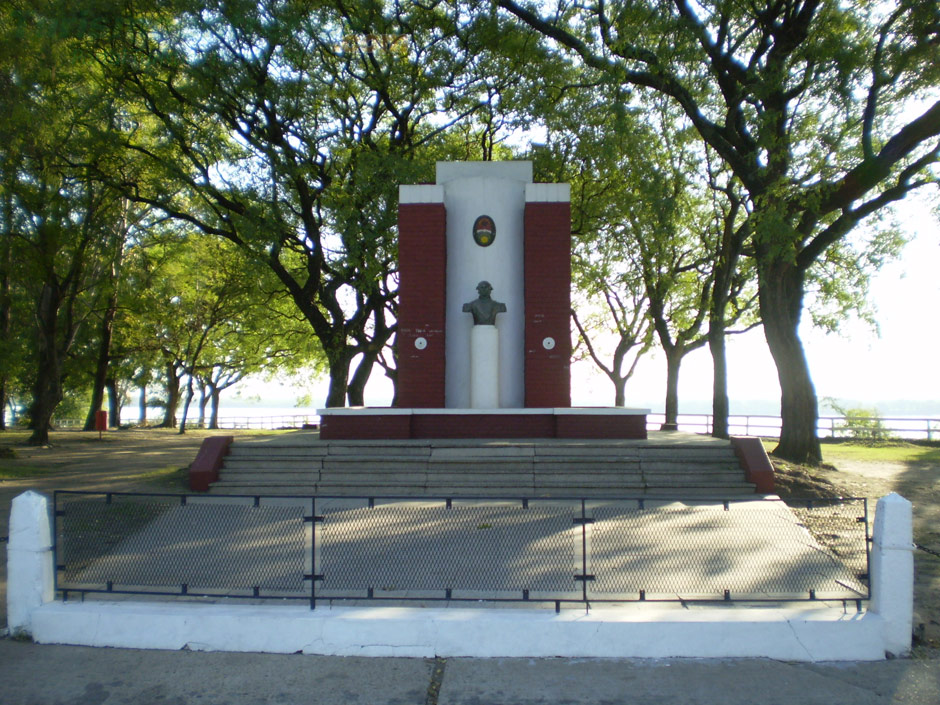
470 325 500 408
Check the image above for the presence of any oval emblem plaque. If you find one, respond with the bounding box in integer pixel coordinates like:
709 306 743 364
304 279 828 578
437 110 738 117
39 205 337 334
472 215 496 247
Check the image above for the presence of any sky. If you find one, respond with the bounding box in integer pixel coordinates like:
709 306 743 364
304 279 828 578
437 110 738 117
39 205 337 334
234 191 939 417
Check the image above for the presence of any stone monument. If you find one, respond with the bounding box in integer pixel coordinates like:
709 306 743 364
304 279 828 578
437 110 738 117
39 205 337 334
397 160 571 409
318 160 648 440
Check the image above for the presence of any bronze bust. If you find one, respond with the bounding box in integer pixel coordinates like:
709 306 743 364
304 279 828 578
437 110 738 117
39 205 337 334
463 281 506 326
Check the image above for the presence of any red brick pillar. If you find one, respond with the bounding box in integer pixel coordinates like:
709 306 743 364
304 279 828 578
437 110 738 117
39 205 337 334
397 188 447 408
524 186 571 407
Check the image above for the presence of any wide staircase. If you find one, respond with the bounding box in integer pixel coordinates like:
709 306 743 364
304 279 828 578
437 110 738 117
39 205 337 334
208 432 758 497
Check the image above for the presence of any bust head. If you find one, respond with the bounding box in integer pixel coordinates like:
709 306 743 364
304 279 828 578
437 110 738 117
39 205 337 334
476 281 493 298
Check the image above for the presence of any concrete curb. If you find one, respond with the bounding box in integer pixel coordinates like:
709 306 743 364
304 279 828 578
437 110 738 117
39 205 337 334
730 436 775 493
188 436 234 491
30 600 887 661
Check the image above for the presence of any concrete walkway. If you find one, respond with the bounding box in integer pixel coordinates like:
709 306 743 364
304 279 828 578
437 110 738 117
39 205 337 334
3 639 939 705
230 428 738 447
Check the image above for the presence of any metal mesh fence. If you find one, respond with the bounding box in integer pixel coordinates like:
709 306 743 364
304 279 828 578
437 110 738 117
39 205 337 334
589 498 868 600
54 492 869 606
56 493 308 597
317 500 579 600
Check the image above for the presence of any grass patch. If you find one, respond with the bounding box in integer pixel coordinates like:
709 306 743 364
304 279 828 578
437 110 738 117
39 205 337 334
821 441 940 465
0 462 52 480
761 438 940 465
105 466 190 490
759 438 940 500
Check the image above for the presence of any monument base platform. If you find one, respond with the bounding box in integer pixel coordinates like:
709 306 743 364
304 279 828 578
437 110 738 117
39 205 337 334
317 407 649 441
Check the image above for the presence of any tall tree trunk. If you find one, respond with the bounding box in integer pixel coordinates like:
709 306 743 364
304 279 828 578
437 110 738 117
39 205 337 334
83 293 117 430
661 348 682 431
613 377 626 407
209 387 221 430
324 353 350 407
348 348 380 406
28 284 63 445
608 333 648 408
0 180 12 431
178 376 195 434
386 345 398 407
759 260 821 464
709 322 730 439
138 384 147 426
159 362 181 428
197 384 208 427
83 228 123 430
381 353 399 407
106 377 120 427
0 239 9 432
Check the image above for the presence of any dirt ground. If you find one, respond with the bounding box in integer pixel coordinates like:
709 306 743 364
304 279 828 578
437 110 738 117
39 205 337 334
772 444 940 649
2 428 938 651
0 427 270 632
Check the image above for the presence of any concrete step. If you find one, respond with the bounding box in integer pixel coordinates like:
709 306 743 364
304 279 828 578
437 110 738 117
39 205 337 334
638 459 739 470
227 447 329 459
223 457 741 473
213 473 752 490
642 471 746 482
210 483 320 496
226 443 736 462
223 461 322 472
210 435 757 496
321 460 432 473
227 441 738 455
217 472 319 484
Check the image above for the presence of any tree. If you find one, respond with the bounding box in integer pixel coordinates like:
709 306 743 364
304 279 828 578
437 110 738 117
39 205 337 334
524 58 757 420
0 2 136 443
521 69 659 407
571 288 654 407
0 155 17 429
196 283 318 429
124 230 321 431
823 398 892 440
81 197 153 430
80 0 529 407
626 114 713 430
701 153 761 438
497 0 940 462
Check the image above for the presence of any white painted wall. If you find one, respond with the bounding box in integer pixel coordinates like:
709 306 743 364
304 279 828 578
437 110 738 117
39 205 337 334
440 161 532 408
30 601 887 661
6 491 55 636
869 492 915 656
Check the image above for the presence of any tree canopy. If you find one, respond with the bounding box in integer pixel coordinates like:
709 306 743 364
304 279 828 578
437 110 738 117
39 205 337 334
2 0 937 457
497 0 939 461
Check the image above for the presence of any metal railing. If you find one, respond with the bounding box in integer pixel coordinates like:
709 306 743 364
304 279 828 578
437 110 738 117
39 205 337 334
646 413 940 440
54 491 870 611
182 415 320 430
46 415 320 430
42 412 939 440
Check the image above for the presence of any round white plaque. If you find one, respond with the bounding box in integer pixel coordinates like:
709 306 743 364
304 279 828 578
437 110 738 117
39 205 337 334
542 337 555 350
414 337 427 350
